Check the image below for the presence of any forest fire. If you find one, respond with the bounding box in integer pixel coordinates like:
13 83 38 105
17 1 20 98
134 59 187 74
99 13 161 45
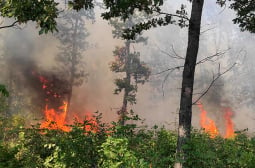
198 103 219 138
224 108 235 138
39 101 98 132
198 103 235 138
32 71 97 132
40 101 70 132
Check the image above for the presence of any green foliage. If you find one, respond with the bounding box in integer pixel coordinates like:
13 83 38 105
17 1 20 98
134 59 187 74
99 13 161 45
0 84 9 116
183 130 219 168
110 46 150 105
68 0 94 11
217 0 255 33
102 0 164 21
1 115 255 168
103 0 255 40
184 129 255 168
0 0 59 34
14 113 109 168
129 128 177 168
109 13 150 123
0 142 21 168
98 136 149 168
230 0 255 33
102 0 189 39
0 84 9 97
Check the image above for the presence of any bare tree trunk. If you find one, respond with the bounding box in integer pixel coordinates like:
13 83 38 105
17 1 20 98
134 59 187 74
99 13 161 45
67 16 79 114
7 69 13 117
120 41 131 125
175 0 204 167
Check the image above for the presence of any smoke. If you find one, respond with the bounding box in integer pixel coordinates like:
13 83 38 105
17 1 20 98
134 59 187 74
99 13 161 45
134 0 255 132
0 2 255 133
1 9 122 123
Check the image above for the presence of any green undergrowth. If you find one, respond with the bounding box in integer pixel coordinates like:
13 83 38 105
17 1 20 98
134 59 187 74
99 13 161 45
1 114 255 168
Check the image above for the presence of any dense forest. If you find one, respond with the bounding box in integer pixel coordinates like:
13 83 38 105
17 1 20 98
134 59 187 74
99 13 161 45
0 0 255 167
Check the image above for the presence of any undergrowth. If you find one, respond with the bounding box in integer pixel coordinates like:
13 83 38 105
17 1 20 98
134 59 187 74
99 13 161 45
0 114 255 168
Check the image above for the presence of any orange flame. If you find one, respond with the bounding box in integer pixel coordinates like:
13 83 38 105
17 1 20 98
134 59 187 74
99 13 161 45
40 101 98 132
198 103 235 139
40 101 70 132
198 103 219 138
224 108 235 138
73 113 98 133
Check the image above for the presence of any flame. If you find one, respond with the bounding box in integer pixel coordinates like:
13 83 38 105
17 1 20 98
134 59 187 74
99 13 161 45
224 108 235 138
40 101 70 132
34 72 97 132
73 113 98 133
198 103 219 138
198 103 235 139
40 101 98 132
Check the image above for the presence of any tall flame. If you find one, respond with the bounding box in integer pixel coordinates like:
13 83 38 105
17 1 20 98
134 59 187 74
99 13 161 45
224 108 235 138
198 103 219 138
34 72 97 132
198 103 235 138
40 101 70 132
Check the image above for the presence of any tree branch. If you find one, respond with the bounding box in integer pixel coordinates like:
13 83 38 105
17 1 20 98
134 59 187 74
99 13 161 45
154 65 183 75
161 68 175 97
200 26 216 34
154 49 230 75
153 10 190 21
192 63 236 105
0 21 19 29
196 48 230 65
157 44 184 60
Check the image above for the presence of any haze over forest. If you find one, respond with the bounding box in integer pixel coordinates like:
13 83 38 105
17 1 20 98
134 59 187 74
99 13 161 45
0 0 254 134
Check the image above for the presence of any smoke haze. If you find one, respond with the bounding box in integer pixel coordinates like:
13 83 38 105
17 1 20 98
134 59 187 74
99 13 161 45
0 1 255 134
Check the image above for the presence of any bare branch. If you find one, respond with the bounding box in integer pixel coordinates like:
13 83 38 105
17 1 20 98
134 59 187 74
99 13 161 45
0 21 19 29
200 26 217 34
154 49 230 75
217 3 227 15
171 45 184 59
196 48 230 65
153 65 183 75
192 63 236 105
161 68 175 96
153 10 190 21
154 49 230 97
157 44 184 60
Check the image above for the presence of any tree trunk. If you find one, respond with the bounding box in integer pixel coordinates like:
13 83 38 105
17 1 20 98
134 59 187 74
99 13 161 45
7 69 13 117
175 0 204 167
120 41 131 125
67 16 79 114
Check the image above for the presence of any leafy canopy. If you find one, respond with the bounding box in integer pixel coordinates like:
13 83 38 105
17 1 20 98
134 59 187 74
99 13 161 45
102 0 189 39
216 0 255 33
1 0 254 35
0 0 59 34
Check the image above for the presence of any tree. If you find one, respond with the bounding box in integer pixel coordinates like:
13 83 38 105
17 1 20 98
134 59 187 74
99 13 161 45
109 16 150 125
217 0 255 33
176 2 204 166
54 8 94 113
99 0 254 167
0 0 94 33
0 0 60 111
0 0 59 33
0 0 254 166
101 1 203 167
